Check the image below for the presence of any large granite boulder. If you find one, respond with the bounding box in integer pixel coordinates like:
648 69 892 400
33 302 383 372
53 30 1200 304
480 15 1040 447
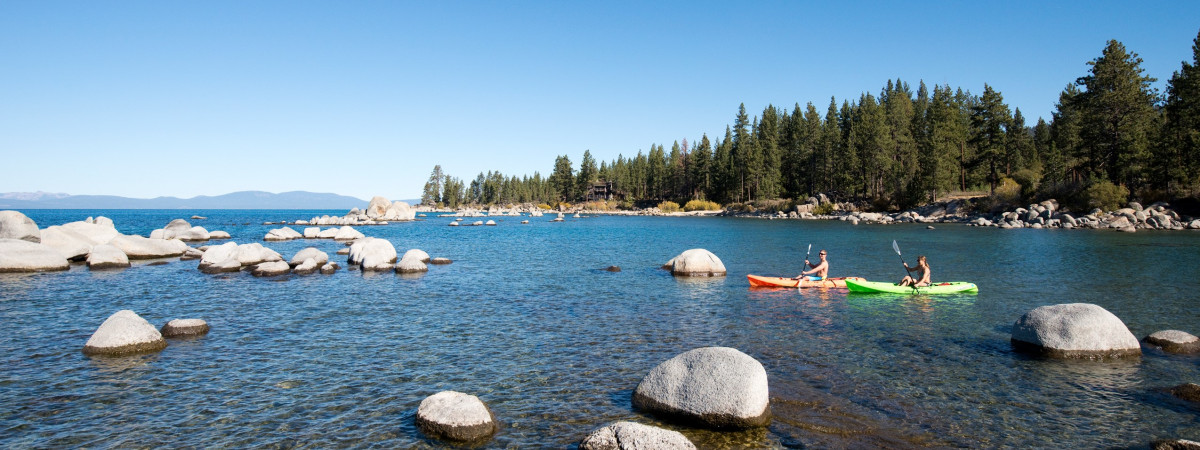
365 196 391 219
86 244 131 270
151 219 211 241
264 227 303 241
395 255 428 273
289 247 329 266
293 258 320 275
415 391 497 443
579 421 696 450
401 248 430 263
161 319 209 338
251 261 290 277
333 226 364 240
303 227 321 239
0 210 41 243
668 249 727 277
348 237 396 271
0 239 70 272
197 242 282 273
208 230 231 240
1011 303 1142 359
632 347 770 429
82 310 167 356
1144 330 1200 354
108 235 188 259
385 201 416 221
39 225 94 260
62 219 121 245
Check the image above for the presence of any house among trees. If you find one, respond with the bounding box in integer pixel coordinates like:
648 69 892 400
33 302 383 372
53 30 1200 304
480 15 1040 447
585 182 617 202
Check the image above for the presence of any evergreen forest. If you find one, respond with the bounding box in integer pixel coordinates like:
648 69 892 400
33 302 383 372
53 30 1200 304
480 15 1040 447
422 32 1200 213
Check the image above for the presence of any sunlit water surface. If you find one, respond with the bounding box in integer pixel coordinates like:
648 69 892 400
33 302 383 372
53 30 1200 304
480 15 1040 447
2 210 1200 448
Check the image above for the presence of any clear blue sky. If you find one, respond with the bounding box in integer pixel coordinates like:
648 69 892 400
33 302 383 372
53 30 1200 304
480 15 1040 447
2 1 1197 201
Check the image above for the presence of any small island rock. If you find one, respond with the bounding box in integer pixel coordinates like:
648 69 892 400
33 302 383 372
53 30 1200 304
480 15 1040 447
395 256 428 273
668 249 727 277
348 237 397 271
86 244 131 270
161 319 209 338
579 421 696 450
289 247 329 267
430 257 452 265
402 249 430 263
251 261 290 277
415 391 497 443
1011 303 1141 359
1145 330 1200 354
632 346 770 429
293 258 319 275
82 310 167 356
109 235 188 259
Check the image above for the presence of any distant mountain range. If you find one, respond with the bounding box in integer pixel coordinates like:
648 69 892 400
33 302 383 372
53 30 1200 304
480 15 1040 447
0 191 376 210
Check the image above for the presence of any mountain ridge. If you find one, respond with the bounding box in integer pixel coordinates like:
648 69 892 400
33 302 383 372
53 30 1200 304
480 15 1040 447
0 190 380 209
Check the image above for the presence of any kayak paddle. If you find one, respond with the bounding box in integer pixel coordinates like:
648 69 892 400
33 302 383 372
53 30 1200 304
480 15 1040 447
795 244 812 280
892 240 913 289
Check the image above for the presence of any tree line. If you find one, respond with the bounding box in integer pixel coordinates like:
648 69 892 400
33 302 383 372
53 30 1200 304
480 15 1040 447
423 31 1200 211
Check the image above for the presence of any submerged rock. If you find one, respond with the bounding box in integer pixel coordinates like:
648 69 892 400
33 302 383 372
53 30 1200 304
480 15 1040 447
415 391 497 443
632 346 770 429
579 421 696 450
1011 303 1141 359
82 310 167 356
161 319 209 338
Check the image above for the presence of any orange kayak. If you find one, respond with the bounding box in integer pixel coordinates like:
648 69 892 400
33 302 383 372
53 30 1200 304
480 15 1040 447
747 274 865 288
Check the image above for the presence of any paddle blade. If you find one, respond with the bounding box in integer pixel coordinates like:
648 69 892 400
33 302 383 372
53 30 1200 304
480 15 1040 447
892 240 901 256
807 244 812 254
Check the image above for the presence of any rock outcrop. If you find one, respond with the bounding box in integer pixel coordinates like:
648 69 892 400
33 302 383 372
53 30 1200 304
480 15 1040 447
86 244 130 270
632 346 770 429
1144 330 1200 354
579 421 696 450
348 237 396 271
1011 303 1142 359
415 391 497 443
82 310 167 356
251 261 290 277
161 319 209 338
289 247 329 267
402 249 431 263
197 242 283 274
0 239 70 273
668 249 727 277
264 227 303 241
39 225 94 260
0 210 41 243
108 235 188 259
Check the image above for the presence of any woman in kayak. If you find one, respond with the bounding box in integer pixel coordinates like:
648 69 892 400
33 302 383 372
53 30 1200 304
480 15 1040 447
899 255 931 287
798 250 829 281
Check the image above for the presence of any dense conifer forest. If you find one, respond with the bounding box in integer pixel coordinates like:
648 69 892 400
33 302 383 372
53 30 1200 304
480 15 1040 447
423 32 1200 213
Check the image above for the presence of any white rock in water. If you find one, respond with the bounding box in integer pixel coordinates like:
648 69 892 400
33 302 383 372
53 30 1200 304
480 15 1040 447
669 249 727 277
251 260 290 277
289 247 329 266
333 226 365 240
401 248 430 263
415 391 497 442
1011 303 1141 359
161 319 209 338
348 237 396 271
208 230 231 240
0 210 41 243
82 310 167 356
293 258 320 275
39 225 94 260
62 220 121 245
264 227 302 241
303 227 321 239
579 421 696 450
0 239 70 273
108 235 188 259
632 346 770 429
395 256 428 273
86 244 130 270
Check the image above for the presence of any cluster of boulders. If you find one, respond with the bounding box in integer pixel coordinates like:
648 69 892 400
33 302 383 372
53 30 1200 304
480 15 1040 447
198 243 339 276
975 201 1199 231
413 346 765 446
0 211 210 272
344 238 446 274
447 219 497 227
82 310 208 356
149 219 231 241
264 225 365 241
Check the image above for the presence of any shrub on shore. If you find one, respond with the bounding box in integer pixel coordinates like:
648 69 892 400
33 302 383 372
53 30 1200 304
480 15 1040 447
1084 179 1129 212
658 201 682 213
683 200 721 211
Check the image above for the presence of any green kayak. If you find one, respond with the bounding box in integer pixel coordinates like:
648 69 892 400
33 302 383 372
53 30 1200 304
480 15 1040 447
846 279 978 294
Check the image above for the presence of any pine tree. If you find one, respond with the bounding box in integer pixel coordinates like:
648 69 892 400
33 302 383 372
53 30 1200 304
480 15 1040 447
549 155 575 202
1164 29 1200 192
421 165 444 206
970 84 1012 194
577 150 597 201
1075 39 1158 187
690 134 713 199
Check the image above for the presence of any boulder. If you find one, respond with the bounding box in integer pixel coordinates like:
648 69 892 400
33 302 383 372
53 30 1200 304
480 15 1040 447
108 235 188 259
293 258 319 275
320 262 338 274
161 319 209 338
39 225 94 260
402 249 431 263
1152 438 1200 450
264 227 302 241
579 421 695 450
348 237 397 271
1144 330 1200 354
251 261 290 277
395 256 428 273
333 226 365 240
318 227 341 239
0 239 70 272
385 201 416 221
289 247 329 267
234 243 282 266
62 220 121 245
632 347 770 429
86 244 130 270
303 227 321 239
365 196 391 219
430 257 452 265
1171 383 1200 403
415 391 497 443
198 242 282 273
0 210 41 243
208 230 231 240
604 265 621 272
1011 303 1141 359
82 310 167 356
669 249 727 277
180 247 204 261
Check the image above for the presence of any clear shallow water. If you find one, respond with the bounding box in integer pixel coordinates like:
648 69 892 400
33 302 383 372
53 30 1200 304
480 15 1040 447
3 210 1200 448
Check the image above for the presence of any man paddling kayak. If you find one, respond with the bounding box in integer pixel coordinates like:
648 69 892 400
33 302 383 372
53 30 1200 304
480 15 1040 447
898 255 931 287
797 250 829 281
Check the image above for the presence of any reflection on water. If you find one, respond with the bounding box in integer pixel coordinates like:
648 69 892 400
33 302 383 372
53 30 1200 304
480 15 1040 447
2 211 1200 447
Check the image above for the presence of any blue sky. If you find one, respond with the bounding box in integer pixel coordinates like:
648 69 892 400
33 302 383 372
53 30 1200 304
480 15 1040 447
2 1 1198 201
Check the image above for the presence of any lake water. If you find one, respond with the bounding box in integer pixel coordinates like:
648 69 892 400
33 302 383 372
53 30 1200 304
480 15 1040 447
2 210 1199 448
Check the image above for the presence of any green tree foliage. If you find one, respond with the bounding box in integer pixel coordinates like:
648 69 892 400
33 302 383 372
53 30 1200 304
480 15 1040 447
970 84 1012 194
421 165 444 206
1075 39 1158 186
549 155 575 202
577 150 597 199
1164 29 1200 192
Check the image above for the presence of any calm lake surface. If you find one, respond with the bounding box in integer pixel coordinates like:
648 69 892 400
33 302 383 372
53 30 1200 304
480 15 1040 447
2 210 1200 448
